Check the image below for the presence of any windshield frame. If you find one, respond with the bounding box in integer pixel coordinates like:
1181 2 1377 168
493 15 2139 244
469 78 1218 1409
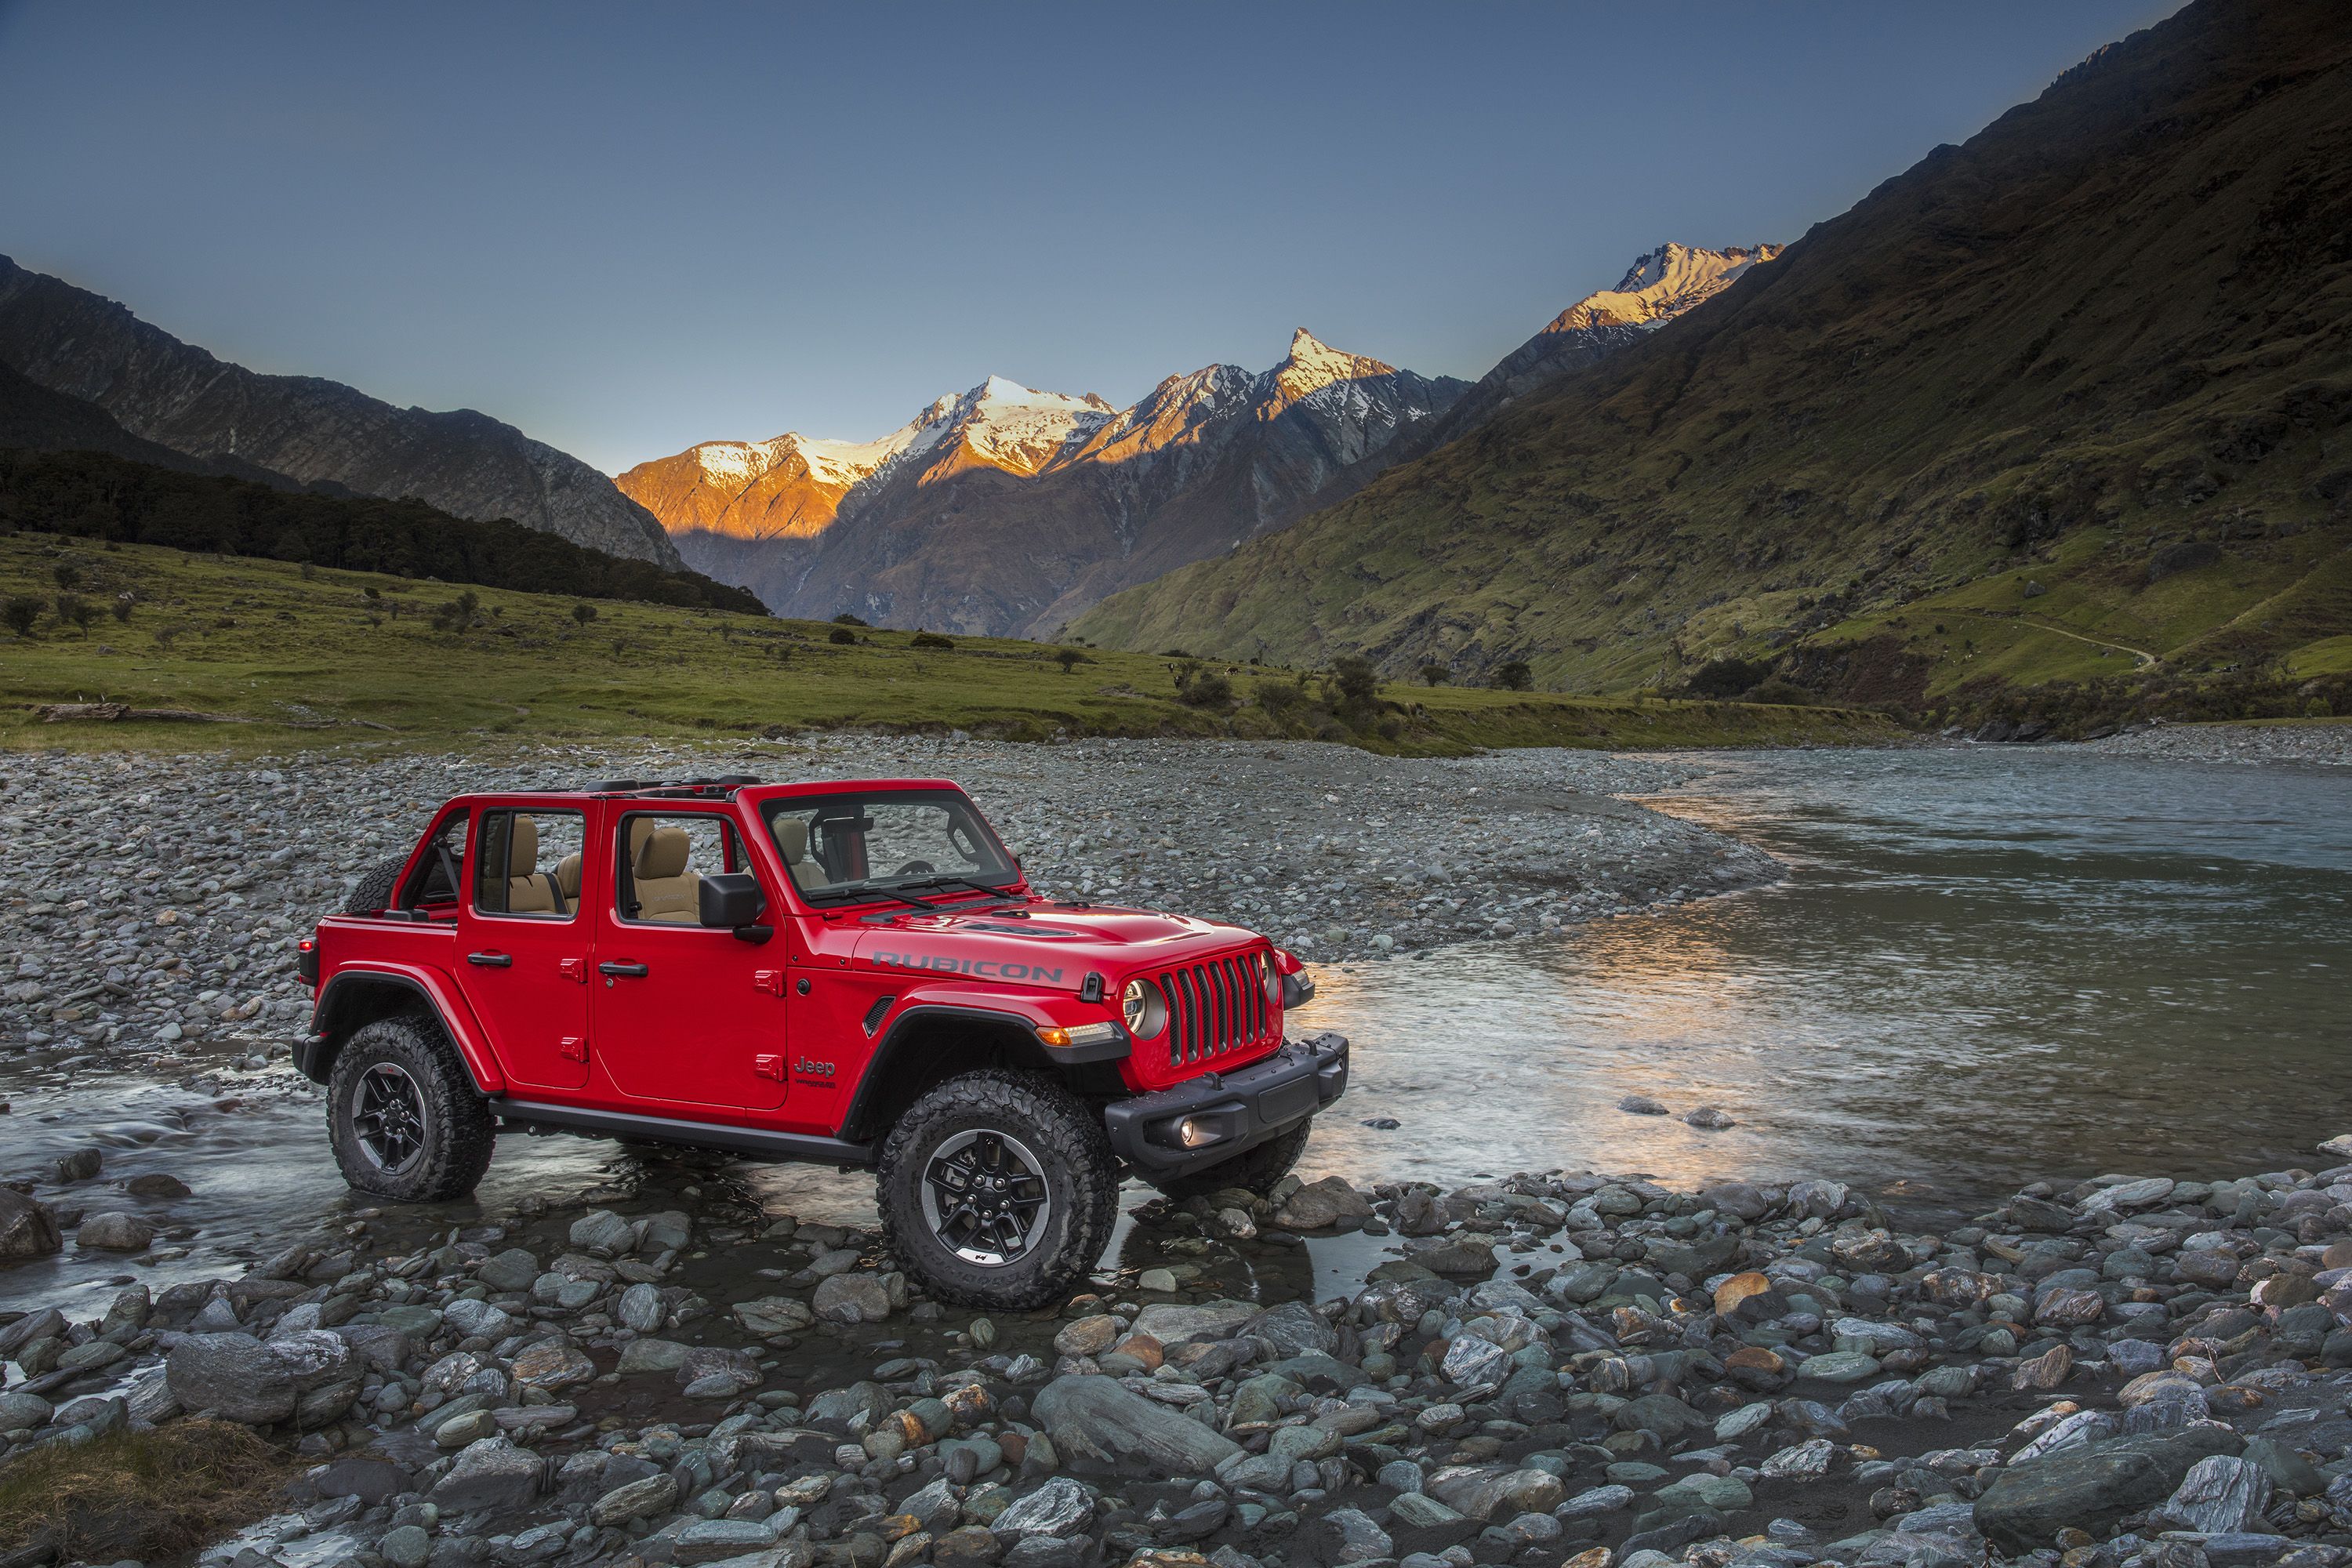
759 787 1025 909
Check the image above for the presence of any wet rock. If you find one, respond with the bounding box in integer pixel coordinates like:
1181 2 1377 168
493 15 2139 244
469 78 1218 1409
616 1337 690 1375
593 1472 680 1526
0 1307 63 1357
995 1475 1094 1539
510 1340 596 1393
1618 1095 1669 1116
441 1297 514 1340
0 1391 53 1431
617 1281 666 1332
1272 1176 1372 1230
1321 1508 1392 1563
125 1171 192 1198
1240 1300 1337 1357
1761 1438 1838 1480
1130 1301 1257 1345
1031 1373 1242 1476
569 1209 635 1256
431 1435 543 1512
379 1525 432 1568
477 1247 541 1293
0 1189 62 1260
1798 1350 1882 1384
1974 1427 2245 1553
76 1210 155 1250
1054 1314 1120 1358
1410 1236 1497 1277
2152 1455 2274 1534
676 1519 780 1562
733 1295 816 1336
1681 1106 1735 1130
1556 1484 1634 1519
165 1330 355 1425
678 1345 761 1398
813 1273 891 1324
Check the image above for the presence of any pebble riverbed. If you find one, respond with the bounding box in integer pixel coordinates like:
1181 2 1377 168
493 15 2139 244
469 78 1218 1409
7 735 2352 1568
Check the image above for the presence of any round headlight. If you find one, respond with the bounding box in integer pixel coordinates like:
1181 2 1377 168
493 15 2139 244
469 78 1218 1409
1259 953 1280 1004
1120 978 1167 1038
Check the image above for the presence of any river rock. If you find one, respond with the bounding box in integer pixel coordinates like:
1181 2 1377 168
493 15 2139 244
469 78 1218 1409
732 1295 815 1336
1322 1507 1392 1563
1618 1095 1669 1115
1273 1175 1372 1229
616 1282 666 1332
0 1391 53 1431
76 1210 154 1250
995 1475 1094 1539
510 1340 596 1393
593 1473 680 1526
0 1189 62 1259
813 1273 891 1324
477 1247 541 1293
432 1435 543 1512
569 1209 636 1256
616 1337 690 1375
674 1520 779 1563
1031 1373 1242 1476
1974 1427 2245 1552
2152 1455 2274 1534
1130 1300 1256 1345
165 1330 356 1425
441 1297 514 1340
0 1307 62 1357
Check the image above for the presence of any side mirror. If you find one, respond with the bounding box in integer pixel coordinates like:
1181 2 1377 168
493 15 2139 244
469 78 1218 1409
699 873 769 942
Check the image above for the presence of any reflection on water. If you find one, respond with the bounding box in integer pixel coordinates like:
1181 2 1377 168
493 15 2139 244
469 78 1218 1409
1301 747 2352 1218
3 746 2344 1310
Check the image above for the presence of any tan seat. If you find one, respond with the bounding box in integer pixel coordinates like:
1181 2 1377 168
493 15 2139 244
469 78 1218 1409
504 815 561 915
554 852 582 906
631 825 702 923
774 816 827 891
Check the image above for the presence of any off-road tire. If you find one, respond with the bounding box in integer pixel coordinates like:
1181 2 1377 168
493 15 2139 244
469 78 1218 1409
1148 1117 1314 1200
326 1014 495 1203
343 856 407 916
877 1069 1120 1310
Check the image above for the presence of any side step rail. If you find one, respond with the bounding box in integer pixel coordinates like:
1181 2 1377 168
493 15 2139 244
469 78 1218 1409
489 1097 877 1169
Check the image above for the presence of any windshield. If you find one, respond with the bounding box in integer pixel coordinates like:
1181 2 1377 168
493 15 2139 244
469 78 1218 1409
762 789 1021 904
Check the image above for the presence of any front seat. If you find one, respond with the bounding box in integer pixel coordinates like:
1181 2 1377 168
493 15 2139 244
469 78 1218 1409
504 815 561 914
630 826 702 922
774 817 827 891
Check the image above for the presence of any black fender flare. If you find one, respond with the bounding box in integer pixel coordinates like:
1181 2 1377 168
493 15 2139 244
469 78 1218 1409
837 1002 1120 1144
301 970 505 1094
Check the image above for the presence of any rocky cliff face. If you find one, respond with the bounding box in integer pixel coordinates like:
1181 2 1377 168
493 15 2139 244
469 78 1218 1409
0 257 683 568
621 332 1465 635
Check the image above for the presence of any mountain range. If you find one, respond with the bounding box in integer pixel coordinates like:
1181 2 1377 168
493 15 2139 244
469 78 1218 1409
1074 0 2352 713
0 256 684 568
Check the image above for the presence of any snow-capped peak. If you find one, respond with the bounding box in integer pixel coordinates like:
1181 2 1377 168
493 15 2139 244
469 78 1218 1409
1271 328 1396 401
1547 241 1783 334
941 376 1115 474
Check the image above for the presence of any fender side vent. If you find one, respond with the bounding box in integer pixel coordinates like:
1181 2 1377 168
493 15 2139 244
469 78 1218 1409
862 995 895 1036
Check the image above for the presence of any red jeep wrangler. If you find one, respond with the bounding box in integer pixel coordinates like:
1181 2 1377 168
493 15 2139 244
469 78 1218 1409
294 775 1345 1308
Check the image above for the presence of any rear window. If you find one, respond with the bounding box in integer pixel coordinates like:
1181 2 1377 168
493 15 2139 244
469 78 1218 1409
761 789 1018 904
474 809 585 920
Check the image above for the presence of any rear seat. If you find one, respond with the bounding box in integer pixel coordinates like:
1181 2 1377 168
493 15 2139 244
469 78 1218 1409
631 825 702 923
505 815 563 915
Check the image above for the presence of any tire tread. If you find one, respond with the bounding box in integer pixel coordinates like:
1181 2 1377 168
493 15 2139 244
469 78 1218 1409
326 1014 495 1203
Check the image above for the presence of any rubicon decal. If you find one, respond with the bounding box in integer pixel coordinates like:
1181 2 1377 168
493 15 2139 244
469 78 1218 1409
872 950 1064 983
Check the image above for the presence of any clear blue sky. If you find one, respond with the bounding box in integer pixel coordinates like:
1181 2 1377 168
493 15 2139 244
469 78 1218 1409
0 1 2181 473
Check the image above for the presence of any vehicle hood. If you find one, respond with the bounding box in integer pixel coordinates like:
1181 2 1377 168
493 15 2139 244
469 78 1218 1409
845 901 1262 992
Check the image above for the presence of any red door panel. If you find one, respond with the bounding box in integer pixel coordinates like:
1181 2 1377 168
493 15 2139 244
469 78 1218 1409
456 808 591 1093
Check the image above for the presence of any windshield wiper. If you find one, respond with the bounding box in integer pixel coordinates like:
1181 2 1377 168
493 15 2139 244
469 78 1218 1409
811 883 935 911
898 876 1018 901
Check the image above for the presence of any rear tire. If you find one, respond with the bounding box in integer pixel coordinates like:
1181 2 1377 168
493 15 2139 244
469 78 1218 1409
1148 1117 1313 1200
326 1015 495 1203
877 1069 1119 1311
343 856 406 916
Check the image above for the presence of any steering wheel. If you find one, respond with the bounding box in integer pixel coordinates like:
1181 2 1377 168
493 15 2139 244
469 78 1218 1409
892 859 936 877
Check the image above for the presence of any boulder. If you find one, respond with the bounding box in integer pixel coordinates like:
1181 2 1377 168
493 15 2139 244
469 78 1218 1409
511 1341 597 1393
2151 1455 2274 1534
431 1436 544 1512
1129 1300 1256 1345
1272 1176 1372 1231
0 1189 62 1260
592 1473 679 1526
1031 1374 1241 1477
994 1475 1094 1539
1974 1427 2245 1553
732 1296 816 1337
477 1247 542 1293
812 1273 891 1324
76 1211 154 1251
165 1330 356 1425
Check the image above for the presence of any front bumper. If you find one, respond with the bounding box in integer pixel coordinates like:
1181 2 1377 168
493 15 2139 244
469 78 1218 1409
1102 1031 1348 1179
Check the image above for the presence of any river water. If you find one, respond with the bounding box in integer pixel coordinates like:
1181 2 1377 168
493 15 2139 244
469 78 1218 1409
2 744 2346 1313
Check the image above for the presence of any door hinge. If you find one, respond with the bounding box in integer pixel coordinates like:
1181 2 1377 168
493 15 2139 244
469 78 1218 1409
558 1036 588 1063
753 969 786 996
557 958 587 985
753 1053 786 1082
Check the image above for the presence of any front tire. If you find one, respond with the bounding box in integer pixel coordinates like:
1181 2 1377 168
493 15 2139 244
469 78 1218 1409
877 1069 1119 1311
1148 1118 1313 1200
326 1015 495 1203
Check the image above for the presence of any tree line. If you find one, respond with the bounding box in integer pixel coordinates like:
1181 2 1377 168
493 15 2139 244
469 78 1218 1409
0 448 767 614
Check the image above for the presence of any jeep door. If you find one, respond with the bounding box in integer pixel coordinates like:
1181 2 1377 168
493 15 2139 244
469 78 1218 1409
590 808 789 1112
455 807 592 1092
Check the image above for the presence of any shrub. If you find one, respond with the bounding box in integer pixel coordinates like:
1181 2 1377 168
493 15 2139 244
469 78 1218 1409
55 592 96 637
833 612 869 626
572 601 598 626
910 630 955 649
1491 659 1533 691
1254 679 1305 713
1681 656 1776 699
111 593 133 622
1055 648 1087 673
430 589 481 633
1419 664 1450 687
1744 677 1817 706
2 595 42 638
52 562 80 590
1330 656 1381 720
828 626 858 644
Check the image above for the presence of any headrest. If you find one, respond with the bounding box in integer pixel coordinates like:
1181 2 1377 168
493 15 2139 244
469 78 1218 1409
626 817 656 864
636 826 691 880
507 815 539 877
774 817 809 862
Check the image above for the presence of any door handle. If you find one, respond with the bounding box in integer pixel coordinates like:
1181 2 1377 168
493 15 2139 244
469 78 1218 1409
466 952 513 967
598 961 649 978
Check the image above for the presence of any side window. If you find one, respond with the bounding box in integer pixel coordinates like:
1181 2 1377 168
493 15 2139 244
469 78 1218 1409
616 813 750 926
405 811 469 912
474 810 586 920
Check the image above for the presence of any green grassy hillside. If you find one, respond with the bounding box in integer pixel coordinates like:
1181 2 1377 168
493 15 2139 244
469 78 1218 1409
1075 0 2352 729
0 532 1892 755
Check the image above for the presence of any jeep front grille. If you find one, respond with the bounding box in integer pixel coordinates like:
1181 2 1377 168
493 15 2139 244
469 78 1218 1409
1161 950 1273 1067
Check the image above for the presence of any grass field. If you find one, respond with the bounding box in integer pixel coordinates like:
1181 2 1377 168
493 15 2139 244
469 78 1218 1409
0 533 1896 756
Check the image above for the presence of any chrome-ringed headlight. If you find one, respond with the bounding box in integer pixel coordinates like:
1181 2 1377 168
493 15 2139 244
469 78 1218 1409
1120 978 1167 1038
